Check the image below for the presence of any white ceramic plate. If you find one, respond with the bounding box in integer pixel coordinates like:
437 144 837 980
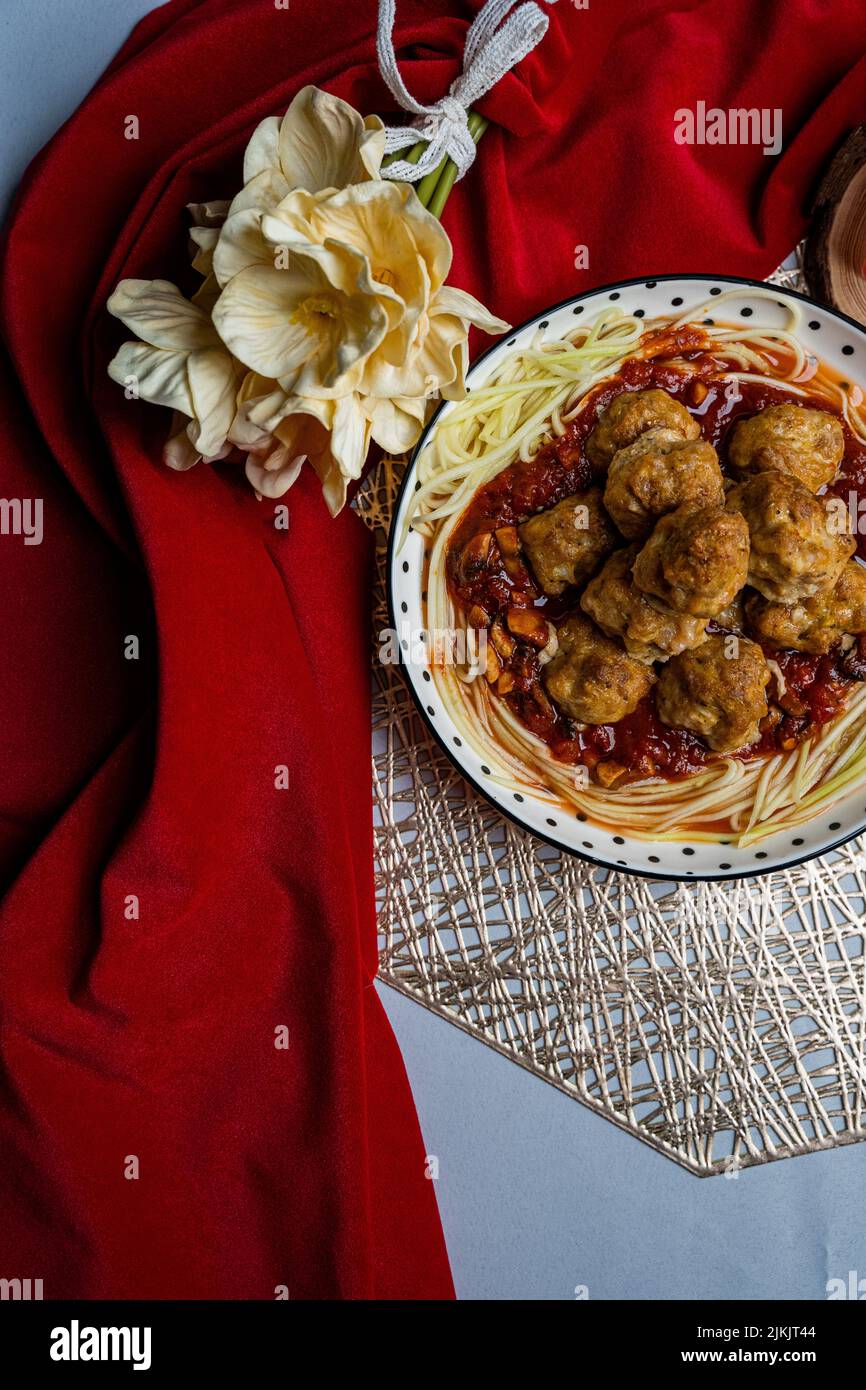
387 275 866 880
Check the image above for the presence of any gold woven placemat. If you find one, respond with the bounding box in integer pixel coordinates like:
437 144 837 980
356 248 866 1176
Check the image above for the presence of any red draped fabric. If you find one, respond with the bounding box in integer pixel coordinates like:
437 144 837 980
0 0 863 1299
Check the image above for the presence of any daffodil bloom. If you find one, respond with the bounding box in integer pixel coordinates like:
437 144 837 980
213 179 507 402
107 279 239 470
230 84 384 217
213 240 395 393
106 85 508 513
259 181 452 367
240 386 371 515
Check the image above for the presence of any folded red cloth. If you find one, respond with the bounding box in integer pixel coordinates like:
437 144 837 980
0 0 863 1300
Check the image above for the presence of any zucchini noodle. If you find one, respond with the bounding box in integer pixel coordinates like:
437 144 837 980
401 290 866 846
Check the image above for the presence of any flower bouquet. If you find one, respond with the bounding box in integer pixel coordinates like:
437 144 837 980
107 83 508 514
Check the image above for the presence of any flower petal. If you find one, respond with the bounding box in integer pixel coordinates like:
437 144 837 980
359 115 386 179
187 200 230 228
365 395 427 453
262 194 403 333
230 372 291 448
310 458 349 516
328 392 371 482
107 279 218 351
266 394 369 515
214 251 387 393
242 116 282 185
360 307 468 400
440 332 470 401
212 208 274 287
252 400 334 499
189 225 220 277
108 340 194 415
264 182 432 360
228 167 291 217
245 445 306 499
276 85 382 195
433 284 510 335
186 348 238 458
191 272 221 316
213 262 319 380
164 427 201 471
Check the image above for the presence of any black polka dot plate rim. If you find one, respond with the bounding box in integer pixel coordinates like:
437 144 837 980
387 274 866 882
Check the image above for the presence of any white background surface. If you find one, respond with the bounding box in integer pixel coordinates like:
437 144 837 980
4 0 866 1300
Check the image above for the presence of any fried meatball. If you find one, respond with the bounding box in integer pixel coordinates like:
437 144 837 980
518 488 617 596
726 470 854 603
543 612 654 724
728 403 845 493
745 560 866 654
632 504 750 617
603 430 724 540
711 590 747 634
656 635 771 753
581 545 708 663
586 388 700 475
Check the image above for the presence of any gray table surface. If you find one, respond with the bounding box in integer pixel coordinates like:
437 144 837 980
4 0 865 1301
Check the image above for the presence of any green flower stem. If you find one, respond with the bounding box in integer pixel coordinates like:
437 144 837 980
414 152 450 209
384 110 489 213
382 140 426 170
427 113 488 220
424 158 456 217
416 116 480 211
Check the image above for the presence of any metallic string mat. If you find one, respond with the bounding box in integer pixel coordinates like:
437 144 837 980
355 246 866 1176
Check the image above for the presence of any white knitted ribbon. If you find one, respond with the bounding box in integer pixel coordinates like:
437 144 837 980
377 0 555 182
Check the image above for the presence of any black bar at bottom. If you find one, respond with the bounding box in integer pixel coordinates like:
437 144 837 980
0 1297 854 1373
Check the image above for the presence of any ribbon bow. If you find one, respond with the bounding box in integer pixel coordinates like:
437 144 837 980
377 0 555 183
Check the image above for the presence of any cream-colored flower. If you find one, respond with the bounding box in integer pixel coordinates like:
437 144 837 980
212 85 384 291
231 370 428 473
240 383 371 516
187 201 231 314
363 394 430 454
213 242 395 394
360 283 507 403
260 182 452 364
106 87 509 516
229 85 384 219
213 180 507 406
107 279 239 469
261 184 510 380
229 371 289 452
